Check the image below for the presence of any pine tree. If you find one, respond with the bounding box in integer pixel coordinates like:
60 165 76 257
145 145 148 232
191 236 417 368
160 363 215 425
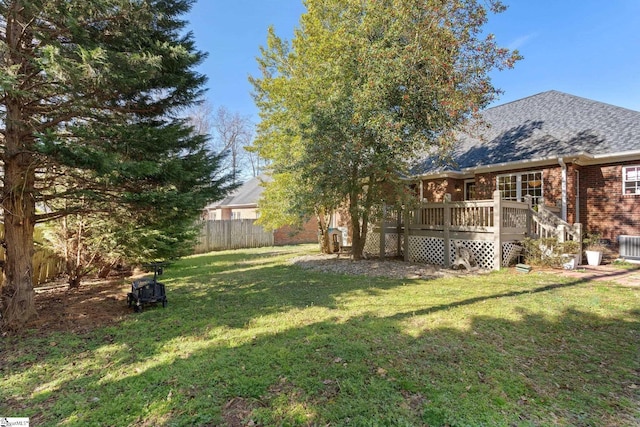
0 0 234 329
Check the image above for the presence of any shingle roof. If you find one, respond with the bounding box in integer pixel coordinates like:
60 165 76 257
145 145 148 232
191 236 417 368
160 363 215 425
205 175 266 209
412 90 640 175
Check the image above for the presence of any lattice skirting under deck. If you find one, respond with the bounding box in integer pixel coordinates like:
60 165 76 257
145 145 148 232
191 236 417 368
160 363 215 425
502 242 523 267
364 232 403 257
408 236 445 265
366 232 522 269
449 240 495 270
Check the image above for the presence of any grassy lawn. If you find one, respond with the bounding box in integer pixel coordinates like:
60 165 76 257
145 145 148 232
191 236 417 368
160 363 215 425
2 245 639 426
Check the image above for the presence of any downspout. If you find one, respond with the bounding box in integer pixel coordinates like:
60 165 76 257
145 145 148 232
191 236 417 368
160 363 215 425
575 170 580 224
558 158 567 221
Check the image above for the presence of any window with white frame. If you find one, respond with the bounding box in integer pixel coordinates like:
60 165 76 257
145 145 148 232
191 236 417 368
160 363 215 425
497 171 543 205
623 165 640 195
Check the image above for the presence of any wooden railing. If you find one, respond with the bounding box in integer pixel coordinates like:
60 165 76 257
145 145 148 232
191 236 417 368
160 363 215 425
529 201 581 241
370 191 581 270
408 197 527 236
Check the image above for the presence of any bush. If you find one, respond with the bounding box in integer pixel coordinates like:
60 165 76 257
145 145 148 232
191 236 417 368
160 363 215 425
583 232 607 252
521 237 580 267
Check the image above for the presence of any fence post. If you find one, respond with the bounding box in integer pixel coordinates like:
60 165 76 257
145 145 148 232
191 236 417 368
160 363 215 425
493 190 502 270
206 220 212 252
443 194 451 268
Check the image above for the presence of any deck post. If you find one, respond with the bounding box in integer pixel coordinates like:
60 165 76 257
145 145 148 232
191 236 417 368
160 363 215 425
403 207 410 262
443 193 451 268
493 190 502 270
397 209 403 256
524 194 532 237
380 205 386 259
575 222 583 265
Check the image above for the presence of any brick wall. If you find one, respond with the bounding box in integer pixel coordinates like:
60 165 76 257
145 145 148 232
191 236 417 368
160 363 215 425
420 178 462 201
273 216 319 246
580 162 640 243
420 161 640 245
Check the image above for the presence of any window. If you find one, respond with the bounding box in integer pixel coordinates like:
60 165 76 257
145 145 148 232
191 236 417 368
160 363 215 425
623 166 640 195
231 211 241 220
497 171 543 205
464 180 476 200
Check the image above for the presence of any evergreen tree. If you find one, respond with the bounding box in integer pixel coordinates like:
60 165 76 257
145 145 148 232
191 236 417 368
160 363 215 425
0 0 234 329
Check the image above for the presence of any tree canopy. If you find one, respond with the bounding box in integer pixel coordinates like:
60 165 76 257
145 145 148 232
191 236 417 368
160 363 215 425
251 0 521 258
0 0 235 329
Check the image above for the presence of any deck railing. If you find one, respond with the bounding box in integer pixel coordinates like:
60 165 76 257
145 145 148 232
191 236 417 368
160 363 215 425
370 191 581 270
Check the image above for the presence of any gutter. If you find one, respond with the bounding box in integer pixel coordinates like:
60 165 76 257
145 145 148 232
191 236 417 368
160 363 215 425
412 149 640 181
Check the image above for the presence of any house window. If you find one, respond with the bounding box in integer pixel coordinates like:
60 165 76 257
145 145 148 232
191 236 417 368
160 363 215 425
497 171 543 205
623 166 640 195
231 211 241 220
464 180 476 200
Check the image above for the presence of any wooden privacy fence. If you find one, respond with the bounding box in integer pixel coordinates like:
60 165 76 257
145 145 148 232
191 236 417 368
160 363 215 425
194 219 274 253
0 224 65 286
365 190 582 270
0 249 65 287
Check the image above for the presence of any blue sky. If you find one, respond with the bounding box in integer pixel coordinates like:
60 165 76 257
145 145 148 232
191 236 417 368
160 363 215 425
186 0 640 123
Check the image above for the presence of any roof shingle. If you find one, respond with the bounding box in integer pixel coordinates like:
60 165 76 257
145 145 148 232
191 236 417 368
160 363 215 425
412 90 640 175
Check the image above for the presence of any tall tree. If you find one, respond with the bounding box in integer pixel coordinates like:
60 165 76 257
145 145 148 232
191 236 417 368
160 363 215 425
0 0 234 329
251 0 520 259
211 106 254 183
188 102 260 180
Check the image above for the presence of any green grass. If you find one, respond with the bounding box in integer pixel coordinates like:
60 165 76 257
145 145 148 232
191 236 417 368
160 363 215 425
2 244 639 426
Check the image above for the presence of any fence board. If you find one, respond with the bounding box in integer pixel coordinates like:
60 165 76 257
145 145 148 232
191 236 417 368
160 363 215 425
194 219 274 253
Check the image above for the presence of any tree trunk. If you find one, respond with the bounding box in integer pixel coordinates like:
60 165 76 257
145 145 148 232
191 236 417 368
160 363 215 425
97 262 115 279
351 214 365 260
68 274 82 289
349 179 372 261
1 152 37 329
1 2 38 330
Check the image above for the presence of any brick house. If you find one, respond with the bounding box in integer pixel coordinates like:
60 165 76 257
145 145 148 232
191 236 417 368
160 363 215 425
411 91 640 250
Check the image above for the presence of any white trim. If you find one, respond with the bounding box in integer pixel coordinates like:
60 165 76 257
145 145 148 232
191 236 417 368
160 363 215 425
496 170 543 203
622 165 640 195
410 150 640 181
575 169 580 223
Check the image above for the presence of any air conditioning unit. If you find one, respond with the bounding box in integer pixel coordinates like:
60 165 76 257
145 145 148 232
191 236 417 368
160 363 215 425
619 235 640 260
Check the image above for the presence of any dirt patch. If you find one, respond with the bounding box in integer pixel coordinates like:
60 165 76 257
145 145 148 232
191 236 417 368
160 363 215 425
290 253 488 280
221 397 263 427
16 278 132 337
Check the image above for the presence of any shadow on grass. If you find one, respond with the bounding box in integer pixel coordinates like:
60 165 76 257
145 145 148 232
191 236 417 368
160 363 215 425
2 248 639 425
4 299 637 426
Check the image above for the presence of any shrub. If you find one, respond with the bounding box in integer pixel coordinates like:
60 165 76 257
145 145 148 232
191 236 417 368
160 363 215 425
521 237 580 267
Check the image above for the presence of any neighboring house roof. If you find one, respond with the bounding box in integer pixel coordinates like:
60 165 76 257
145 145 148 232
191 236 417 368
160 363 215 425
412 90 640 176
204 175 266 209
